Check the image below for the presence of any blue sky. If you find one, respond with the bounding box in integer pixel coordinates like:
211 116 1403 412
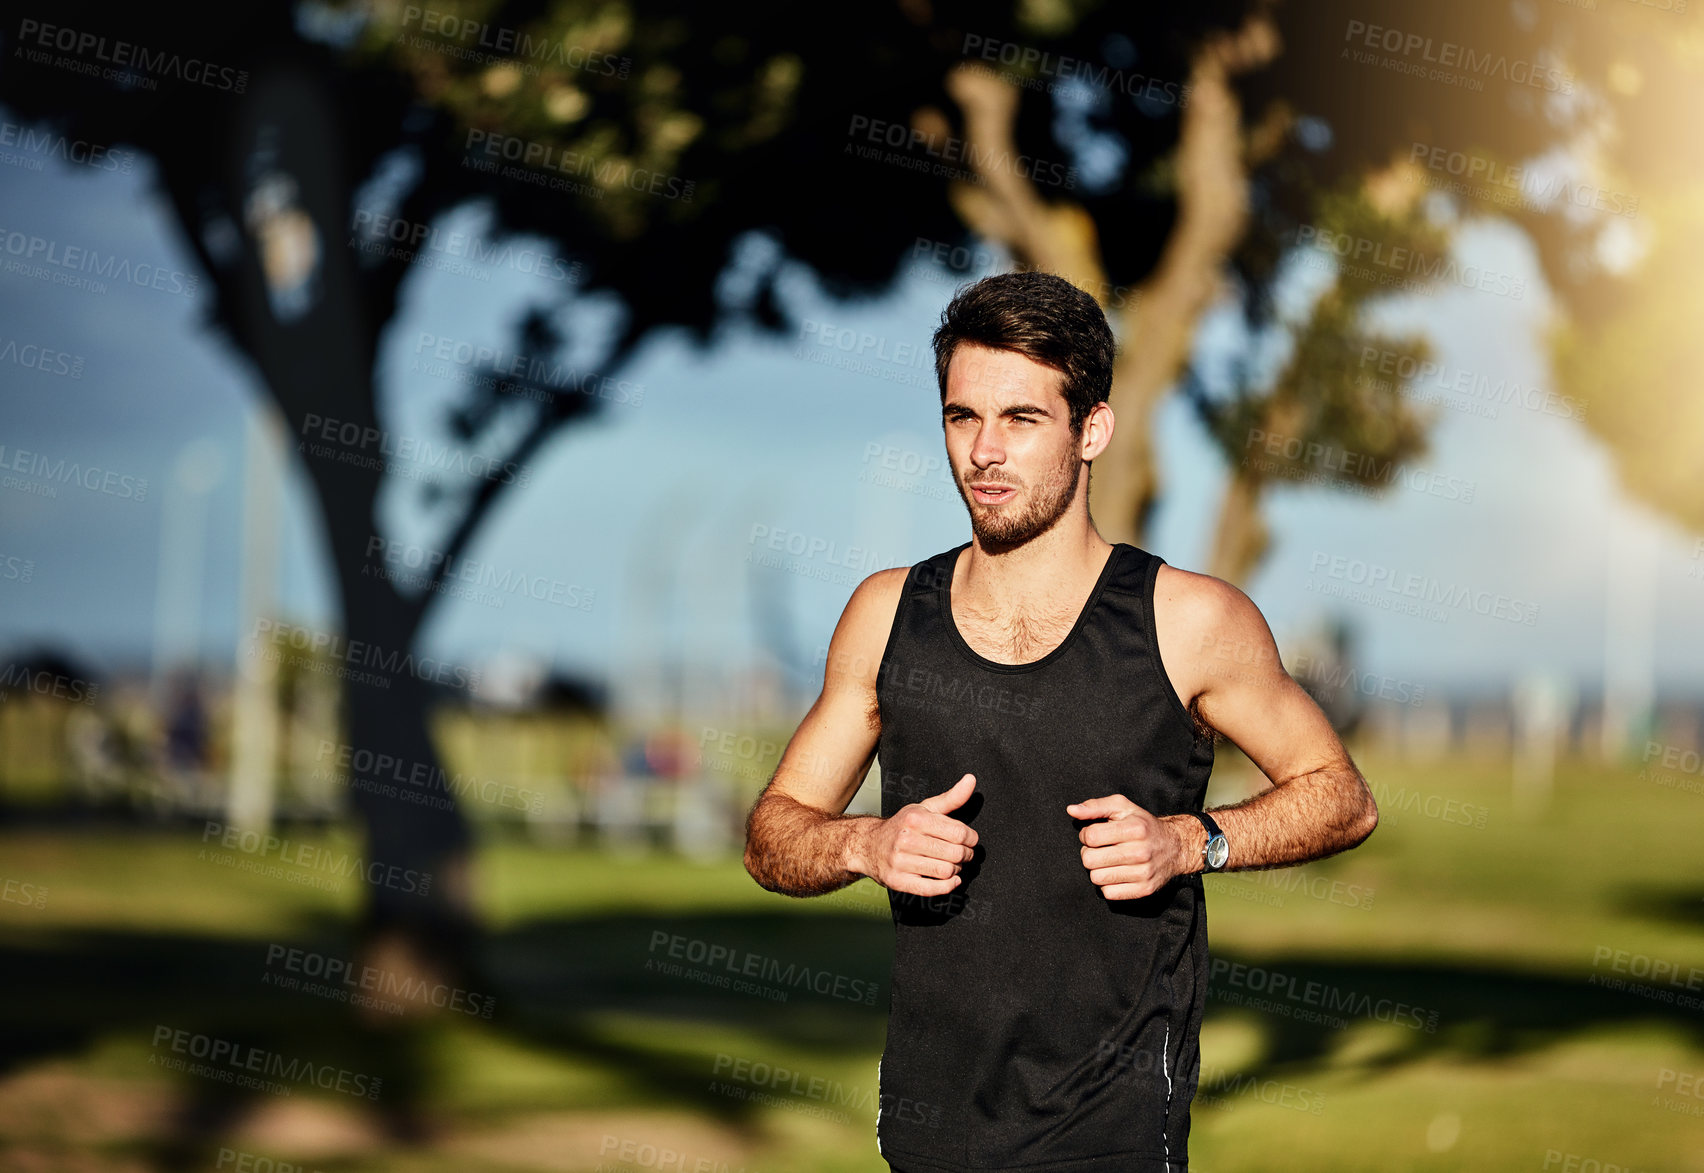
2 144 1701 705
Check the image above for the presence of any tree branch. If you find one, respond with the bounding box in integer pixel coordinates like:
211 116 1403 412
417 334 640 602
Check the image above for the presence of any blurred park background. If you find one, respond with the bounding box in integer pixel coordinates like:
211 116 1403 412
2 0 1704 1169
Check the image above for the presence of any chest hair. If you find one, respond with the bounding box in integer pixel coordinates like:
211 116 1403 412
954 598 1080 662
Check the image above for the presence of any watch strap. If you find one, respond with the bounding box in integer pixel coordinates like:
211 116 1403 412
1189 810 1222 841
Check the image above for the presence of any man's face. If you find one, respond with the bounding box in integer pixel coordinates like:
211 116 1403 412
941 344 1083 548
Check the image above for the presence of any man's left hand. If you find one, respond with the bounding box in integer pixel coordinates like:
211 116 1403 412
1066 795 1192 899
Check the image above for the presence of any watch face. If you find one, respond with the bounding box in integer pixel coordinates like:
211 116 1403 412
1206 834 1229 870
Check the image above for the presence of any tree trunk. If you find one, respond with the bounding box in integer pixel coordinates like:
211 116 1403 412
940 65 1109 295
224 65 478 974
1206 468 1270 586
1091 16 1282 547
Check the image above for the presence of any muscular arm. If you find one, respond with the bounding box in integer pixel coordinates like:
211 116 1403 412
743 568 978 898
1156 567 1379 874
1072 567 1382 899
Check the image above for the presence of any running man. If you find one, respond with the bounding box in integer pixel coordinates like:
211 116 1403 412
743 271 1378 1172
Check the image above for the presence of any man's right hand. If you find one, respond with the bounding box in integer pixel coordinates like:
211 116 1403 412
851 774 979 896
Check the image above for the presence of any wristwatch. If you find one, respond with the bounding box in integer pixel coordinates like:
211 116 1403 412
1187 811 1229 872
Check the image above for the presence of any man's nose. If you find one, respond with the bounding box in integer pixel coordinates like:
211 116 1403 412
970 423 1003 466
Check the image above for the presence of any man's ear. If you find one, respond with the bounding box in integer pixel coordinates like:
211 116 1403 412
1080 402 1115 461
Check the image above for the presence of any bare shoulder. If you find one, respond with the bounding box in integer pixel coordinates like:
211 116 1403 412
1153 563 1267 639
825 566 911 688
844 566 909 641
1152 563 1282 707
848 565 910 616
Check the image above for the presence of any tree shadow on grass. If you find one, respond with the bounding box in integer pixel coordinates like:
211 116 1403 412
1608 882 1704 932
1195 948 1704 1097
0 907 893 1167
4 906 1703 1165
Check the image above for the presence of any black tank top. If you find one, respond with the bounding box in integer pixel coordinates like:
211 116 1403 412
874 542 1214 1173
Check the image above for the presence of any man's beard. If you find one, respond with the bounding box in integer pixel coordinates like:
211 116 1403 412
956 441 1083 550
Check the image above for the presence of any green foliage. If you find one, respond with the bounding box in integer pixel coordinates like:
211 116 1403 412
1196 182 1439 497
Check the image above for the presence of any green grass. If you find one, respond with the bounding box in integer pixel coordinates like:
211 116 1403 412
1 752 1702 1171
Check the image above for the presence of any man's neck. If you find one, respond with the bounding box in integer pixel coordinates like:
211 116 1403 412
960 514 1112 613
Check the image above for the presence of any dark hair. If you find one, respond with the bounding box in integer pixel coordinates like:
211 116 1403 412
931 270 1115 433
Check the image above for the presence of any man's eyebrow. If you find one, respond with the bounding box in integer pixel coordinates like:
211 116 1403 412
942 401 1056 416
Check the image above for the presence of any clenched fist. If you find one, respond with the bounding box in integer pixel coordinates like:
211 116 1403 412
852 774 979 897
1066 794 1189 900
